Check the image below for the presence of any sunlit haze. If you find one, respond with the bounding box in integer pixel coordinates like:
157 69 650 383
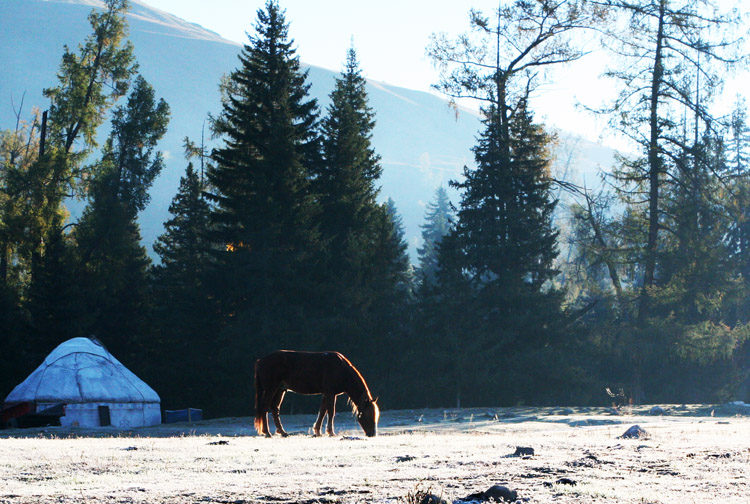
139 0 747 147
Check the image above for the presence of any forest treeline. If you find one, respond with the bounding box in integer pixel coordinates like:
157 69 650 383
1 0 749 417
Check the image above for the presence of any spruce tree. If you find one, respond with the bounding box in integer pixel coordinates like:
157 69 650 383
381 198 413 303
315 46 391 350
437 97 563 402
152 162 216 412
153 163 211 287
205 0 322 375
416 186 454 289
366 198 413 402
426 1 592 403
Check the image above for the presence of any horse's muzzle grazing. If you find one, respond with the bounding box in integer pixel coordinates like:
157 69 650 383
357 398 379 437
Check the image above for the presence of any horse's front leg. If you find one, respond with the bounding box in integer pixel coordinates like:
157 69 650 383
313 395 327 437
326 394 337 437
270 389 288 437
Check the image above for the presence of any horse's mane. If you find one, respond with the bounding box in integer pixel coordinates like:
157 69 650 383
340 353 372 415
347 396 359 415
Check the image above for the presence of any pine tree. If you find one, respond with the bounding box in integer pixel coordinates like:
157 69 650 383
727 99 750 304
416 186 454 289
32 0 137 281
2 0 136 299
425 1 593 403
315 45 394 349
595 0 742 321
72 76 169 360
153 163 211 286
365 198 414 402
4 0 138 367
152 162 216 412
205 0 322 377
438 98 563 401
581 0 746 400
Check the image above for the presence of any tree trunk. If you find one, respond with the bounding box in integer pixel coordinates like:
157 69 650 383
0 245 7 285
638 0 666 323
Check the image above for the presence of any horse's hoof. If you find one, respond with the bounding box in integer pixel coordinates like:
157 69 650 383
264 432 272 438
279 431 289 438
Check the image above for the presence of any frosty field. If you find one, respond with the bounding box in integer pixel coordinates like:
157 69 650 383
1 405 749 503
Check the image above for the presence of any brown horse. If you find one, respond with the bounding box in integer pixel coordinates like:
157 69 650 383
254 350 379 437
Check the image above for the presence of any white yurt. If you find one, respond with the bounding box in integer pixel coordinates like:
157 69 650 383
4 337 161 428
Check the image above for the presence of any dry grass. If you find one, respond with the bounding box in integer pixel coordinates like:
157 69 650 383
1 405 749 503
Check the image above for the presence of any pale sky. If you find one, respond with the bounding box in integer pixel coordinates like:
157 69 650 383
138 0 747 144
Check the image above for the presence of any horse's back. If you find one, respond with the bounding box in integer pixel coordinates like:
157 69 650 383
256 350 348 395
257 350 345 368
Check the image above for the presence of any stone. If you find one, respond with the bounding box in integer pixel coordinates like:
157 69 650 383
420 494 447 504
556 477 577 486
619 425 648 439
649 406 665 416
463 485 518 502
483 485 518 502
513 446 534 457
396 455 416 463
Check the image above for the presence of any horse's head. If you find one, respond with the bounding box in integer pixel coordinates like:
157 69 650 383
356 398 379 437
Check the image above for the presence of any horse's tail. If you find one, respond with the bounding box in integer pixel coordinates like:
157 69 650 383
253 359 263 435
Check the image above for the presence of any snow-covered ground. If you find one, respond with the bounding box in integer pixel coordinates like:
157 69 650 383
1 405 749 503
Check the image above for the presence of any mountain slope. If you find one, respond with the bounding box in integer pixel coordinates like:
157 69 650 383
0 0 615 258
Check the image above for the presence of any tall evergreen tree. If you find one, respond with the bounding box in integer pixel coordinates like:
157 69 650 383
727 99 750 306
152 162 216 412
153 163 211 287
438 97 563 402
367 198 414 405
71 76 169 360
728 99 750 176
1 0 137 369
205 0 322 394
577 0 746 400
381 197 413 304
424 0 605 405
315 45 391 350
595 0 742 321
416 186 453 289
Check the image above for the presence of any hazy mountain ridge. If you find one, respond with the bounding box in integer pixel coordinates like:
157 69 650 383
1 0 616 258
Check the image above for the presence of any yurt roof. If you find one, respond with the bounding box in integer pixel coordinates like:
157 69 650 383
5 337 160 404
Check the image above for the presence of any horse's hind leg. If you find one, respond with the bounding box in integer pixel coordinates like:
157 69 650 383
258 384 278 437
270 389 288 437
260 401 272 438
313 396 327 437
